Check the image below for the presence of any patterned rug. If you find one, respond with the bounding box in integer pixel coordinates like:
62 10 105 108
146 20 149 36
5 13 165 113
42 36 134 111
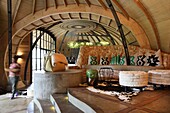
86 86 140 102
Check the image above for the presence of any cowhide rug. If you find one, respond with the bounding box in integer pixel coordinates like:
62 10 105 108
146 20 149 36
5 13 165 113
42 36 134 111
86 86 140 102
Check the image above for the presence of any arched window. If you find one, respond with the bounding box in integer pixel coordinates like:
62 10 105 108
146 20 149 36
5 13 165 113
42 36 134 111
32 30 56 71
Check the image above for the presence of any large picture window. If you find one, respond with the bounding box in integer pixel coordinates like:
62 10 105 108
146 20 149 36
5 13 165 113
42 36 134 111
32 30 56 71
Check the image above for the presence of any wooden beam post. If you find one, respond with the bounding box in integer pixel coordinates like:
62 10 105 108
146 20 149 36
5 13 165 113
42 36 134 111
7 0 12 65
106 0 130 65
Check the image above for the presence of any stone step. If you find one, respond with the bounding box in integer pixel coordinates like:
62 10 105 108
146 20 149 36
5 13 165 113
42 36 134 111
27 99 56 113
50 94 83 113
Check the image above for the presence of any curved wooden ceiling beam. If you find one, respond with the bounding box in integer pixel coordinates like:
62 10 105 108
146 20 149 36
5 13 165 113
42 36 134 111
12 0 21 26
53 0 58 9
97 0 107 10
112 0 129 20
108 19 112 26
32 0 36 14
44 0 48 11
12 4 150 49
84 0 91 7
134 0 160 49
74 0 80 6
79 13 82 19
63 0 67 7
68 13 72 19
89 13 91 20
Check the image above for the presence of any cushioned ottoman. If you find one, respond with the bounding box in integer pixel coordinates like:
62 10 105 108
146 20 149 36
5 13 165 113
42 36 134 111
119 71 148 87
148 70 170 85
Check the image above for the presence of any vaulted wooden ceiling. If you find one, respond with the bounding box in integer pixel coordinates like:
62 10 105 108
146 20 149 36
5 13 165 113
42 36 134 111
0 0 170 54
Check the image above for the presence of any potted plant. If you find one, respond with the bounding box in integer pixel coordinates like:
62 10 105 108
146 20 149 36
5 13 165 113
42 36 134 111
86 69 98 86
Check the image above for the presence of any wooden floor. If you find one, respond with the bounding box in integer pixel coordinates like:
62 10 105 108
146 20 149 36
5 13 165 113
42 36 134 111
0 86 170 113
68 86 170 113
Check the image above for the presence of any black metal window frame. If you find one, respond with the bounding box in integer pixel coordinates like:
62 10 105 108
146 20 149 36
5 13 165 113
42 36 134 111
32 29 56 71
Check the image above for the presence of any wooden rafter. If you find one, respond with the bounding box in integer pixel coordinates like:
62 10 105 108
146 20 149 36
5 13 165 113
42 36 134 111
108 19 112 26
50 16 56 21
97 0 107 10
63 0 67 6
134 0 160 49
32 0 36 14
58 14 63 20
15 35 22 39
53 0 57 8
40 19 47 23
112 0 129 20
31 23 39 27
84 0 91 7
129 40 137 45
68 13 72 19
91 30 101 42
84 33 90 41
12 44 19 46
79 13 82 19
98 16 102 23
125 31 131 36
23 28 30 32
44 0 47 11
74 0 80 6
89 34 97 43
89 13 92 20
106 0 130 64
12 0 21 26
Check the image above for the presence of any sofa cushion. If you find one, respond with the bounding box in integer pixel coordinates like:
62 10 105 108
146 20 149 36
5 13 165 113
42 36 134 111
110 55 120 65
145 49 162 67
76 45 170 68
100 56 110 65
136 55 147 66
88 56 98 65
119 56 136 65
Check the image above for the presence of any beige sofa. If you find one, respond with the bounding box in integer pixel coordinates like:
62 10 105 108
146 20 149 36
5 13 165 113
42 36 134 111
76 45 170 69
75 45 170 84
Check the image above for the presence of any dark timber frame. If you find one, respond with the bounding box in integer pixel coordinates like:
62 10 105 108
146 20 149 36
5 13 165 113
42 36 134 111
106 0 130 65
7 0 12 65
24 21 62 83
59 31 69 52
96 23 116 45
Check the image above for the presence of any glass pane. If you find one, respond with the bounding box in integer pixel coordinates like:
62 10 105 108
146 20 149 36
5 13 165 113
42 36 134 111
32 49 36 58
32 29 56 71
37 48 41 58
41 59 44 70
32 59 36 70
37 59 40 70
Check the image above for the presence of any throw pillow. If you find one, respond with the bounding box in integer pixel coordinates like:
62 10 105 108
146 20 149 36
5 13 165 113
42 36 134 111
133 53 139 65
100 56 110 65
119 56 135 65
110 55 120 65
145 49 162 66
136 55 147 66
88 56 98 65
130 56 135 65
119 56 126 65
